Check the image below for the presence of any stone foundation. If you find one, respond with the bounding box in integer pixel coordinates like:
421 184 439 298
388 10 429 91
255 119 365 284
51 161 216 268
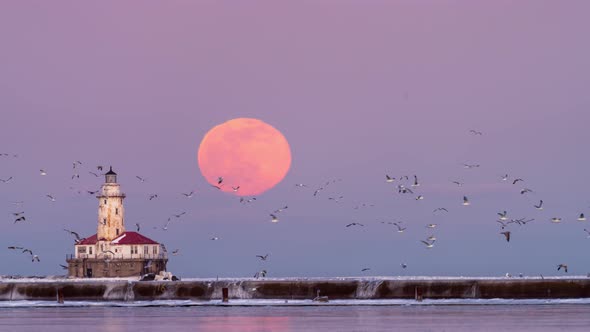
66 258 167 278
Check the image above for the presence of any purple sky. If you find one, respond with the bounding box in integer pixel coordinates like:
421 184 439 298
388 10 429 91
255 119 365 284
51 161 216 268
1 1 590 278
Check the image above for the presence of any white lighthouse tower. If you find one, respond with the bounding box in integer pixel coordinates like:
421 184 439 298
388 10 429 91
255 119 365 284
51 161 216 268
97 166 126 241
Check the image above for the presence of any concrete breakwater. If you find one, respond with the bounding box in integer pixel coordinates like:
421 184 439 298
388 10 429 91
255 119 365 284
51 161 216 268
1 278 590 302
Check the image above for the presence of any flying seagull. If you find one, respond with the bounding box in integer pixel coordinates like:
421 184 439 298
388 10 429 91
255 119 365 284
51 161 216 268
426 224 437 229
393 222 406 233
173 212 186 218
578 213 586 221
433 208 449 213
172 249 180 255
210 236 220 241
59 264 68 270
551 217 562 223
463 163 480 169
427 235 437 242
181 191 195 198
136 176 147 183
270 214 279 223
328 196 344 202
512 178 524 185
87 190 99 195
451 180 464 186
135 223 141 232
274 205 288 213
557 264 568 273
500 231 511 242
583 229 590 238
469 130 483 135
217 176 223 185
401 263 408 269
346 222 364 227
256 254 269 261
232 186 240 192
149 194 158 200
254 270 267 279
498 211 508 221
7 246 24 250
240 197 257 203
63 229 82 243
415 195 424 200
501 174 509 181
40 169 47 176
497 220 508 229
421 240 435 249
0 176 13 183
397 185 413 194
89 171 100 177
385 175 395 183
46 194 56 202
534 200 544 210
463 196 470 206
520 188 533 195
412 175 420 187
361 268 371 272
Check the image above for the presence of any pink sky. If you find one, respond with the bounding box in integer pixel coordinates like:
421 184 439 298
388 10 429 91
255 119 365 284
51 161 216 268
0 1 589 277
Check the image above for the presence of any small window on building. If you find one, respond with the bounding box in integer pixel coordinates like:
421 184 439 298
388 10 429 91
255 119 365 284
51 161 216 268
77 247 87 254
115 208 118 215
103 218 106 225
104 199 107 204
116 228 119 236
89 246 93 255
132 246 138 254
115 248 118 253
143 246 149 255
153 246 157 254
100 244 104 251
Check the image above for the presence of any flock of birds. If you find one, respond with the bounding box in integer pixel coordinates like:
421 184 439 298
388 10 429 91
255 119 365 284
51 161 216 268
2 128 590 277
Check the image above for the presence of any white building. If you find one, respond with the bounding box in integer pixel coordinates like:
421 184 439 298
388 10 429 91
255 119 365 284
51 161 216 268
67 167 167 278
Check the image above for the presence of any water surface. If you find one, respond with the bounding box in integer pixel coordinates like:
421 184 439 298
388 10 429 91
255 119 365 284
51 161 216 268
1 304 589 331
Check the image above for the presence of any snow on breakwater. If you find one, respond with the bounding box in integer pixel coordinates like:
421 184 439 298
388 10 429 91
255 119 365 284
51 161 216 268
1 276 590 301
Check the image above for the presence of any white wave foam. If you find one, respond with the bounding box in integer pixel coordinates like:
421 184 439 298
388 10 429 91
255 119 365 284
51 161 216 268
2 298 590 308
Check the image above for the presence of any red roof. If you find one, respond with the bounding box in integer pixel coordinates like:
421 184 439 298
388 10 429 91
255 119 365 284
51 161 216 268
77 234 97 245
76 232 159 245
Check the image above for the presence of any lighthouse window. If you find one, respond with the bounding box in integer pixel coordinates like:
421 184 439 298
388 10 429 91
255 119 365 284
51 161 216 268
77 247 86 254
153 246 157 254
115 208 118 215
143 246 149 255
89 247 93 255
116 228 120 236
104 200 107 204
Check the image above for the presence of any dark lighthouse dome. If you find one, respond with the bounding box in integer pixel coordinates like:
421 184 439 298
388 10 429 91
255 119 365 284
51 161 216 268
105 166 117 183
